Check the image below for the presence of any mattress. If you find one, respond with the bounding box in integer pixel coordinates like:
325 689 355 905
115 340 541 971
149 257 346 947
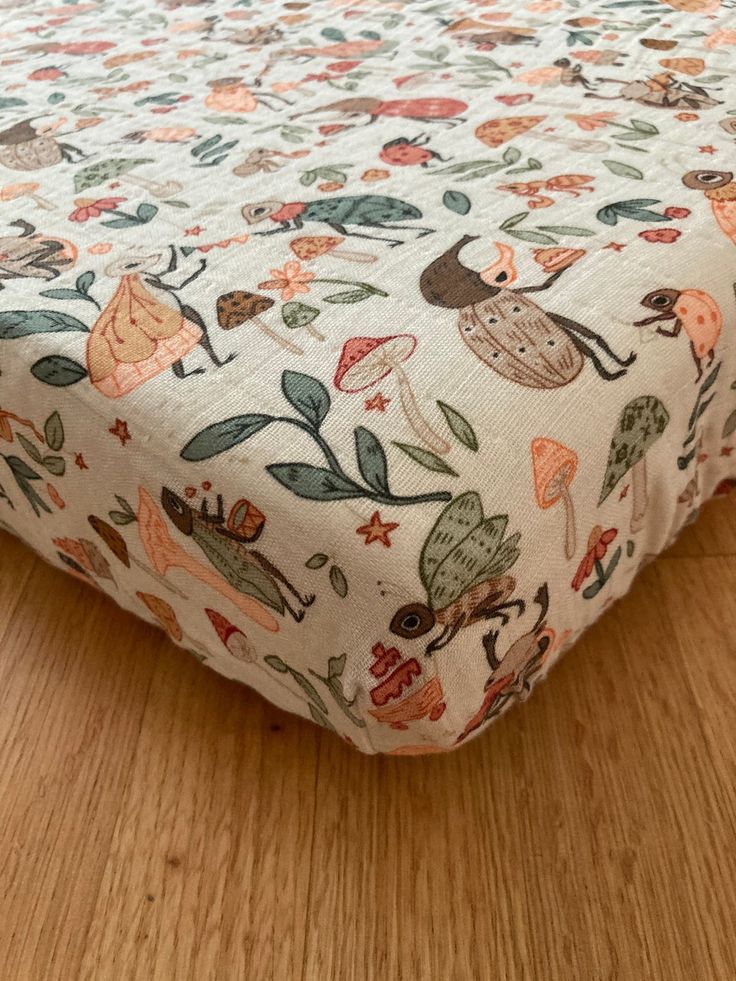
1 0 734 754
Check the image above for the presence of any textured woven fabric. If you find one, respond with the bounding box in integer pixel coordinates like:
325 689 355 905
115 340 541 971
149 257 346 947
1 0 734 753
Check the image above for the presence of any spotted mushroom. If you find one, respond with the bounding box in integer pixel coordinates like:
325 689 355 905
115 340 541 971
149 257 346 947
531 437 578 559
599 396 670 533
334 335 450 455
216 289 304 355
290 235 378 264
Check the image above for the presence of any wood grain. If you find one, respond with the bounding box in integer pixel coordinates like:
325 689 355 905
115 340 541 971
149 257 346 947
0 498 734 981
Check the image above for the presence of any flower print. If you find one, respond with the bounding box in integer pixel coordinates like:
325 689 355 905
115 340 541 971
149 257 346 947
638 228 681 244
572 526 617 591
69 197 126 222
663 207 690 219
258 261 315 302
565 111 616 131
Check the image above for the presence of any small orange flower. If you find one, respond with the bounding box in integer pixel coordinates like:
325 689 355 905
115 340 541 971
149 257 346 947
69 197 125 222
675 112 699 122
565 111 616 131
572 526 617 591
258 261 315 301
87 242 113 254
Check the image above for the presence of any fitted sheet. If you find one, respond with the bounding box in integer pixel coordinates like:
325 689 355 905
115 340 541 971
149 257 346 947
1 0 735 754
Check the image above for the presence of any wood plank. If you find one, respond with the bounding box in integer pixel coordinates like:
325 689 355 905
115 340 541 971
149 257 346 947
78 643 320 981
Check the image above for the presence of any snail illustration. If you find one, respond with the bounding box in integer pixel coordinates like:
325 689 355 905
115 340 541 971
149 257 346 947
420 235 635 389
162 489 315 622
390 493 524 655
635 288 722 380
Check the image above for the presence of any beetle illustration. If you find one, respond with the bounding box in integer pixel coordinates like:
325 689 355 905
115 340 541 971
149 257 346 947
242 195 435 247
161 488 315 621
389 493 525 655
635 288 722 380
379 134 449 168
0 118 85 171
586 72 720 110
0 219 75 288
496 173 594 209
291 96 467 128
457 584 553 742
420 235 635 388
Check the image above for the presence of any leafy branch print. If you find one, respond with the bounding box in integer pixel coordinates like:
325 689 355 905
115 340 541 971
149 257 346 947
180 370 452 507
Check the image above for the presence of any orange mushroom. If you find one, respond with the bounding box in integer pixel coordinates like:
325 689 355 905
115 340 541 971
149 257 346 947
475 115 545 148
531 437 579 560
659 57 705 76
136 487 279 632
0 182 55 210
532 247 585 273
289 235 377 264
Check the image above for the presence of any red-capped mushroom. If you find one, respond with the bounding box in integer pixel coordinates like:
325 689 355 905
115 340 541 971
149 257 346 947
334 335 450 455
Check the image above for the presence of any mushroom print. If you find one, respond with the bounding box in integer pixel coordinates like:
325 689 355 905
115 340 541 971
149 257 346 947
635 288 723 380
73 158 183 200
682 171 736 246
389 492 524 655
86 255 204 398
4 0 736 754
420 236 635 388
0 183 55 211
334 335 450 455
216 290 304 355
289 236 377 264
531 438 578 560
599 396 670 534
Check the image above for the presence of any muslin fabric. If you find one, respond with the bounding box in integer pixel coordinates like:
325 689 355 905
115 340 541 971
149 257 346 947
0 0 734 753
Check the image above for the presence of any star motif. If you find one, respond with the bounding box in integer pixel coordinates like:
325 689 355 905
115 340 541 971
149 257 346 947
365 392 391 412
109 419 131 445
604 242 626 252
184 225 204 236
356 511 399 548
699 145 717 154
74 453 88 470
619 484 629 500
721 446 733 457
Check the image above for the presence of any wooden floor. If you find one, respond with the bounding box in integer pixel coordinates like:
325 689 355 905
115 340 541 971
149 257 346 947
0 500 734 981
